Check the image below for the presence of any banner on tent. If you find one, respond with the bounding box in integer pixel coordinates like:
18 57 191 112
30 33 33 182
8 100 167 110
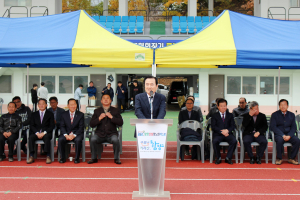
128 40 182 49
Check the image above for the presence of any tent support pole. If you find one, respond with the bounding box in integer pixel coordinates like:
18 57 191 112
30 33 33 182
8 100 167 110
152 64 156 77
277 66 281 110
27 64 30 107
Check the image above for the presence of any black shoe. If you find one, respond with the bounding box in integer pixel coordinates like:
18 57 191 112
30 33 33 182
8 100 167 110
114 159 121 164
256 156 261 164
8 157 13 162
74 159 80 164
215 158 222 164
87 159 98 164
225 158 233 165
250 157 255 164
59 158 66 163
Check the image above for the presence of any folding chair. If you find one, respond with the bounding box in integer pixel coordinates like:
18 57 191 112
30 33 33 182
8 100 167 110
27 129 56 162
271 130 299 164
176 120 205 163
239 127 268 163
210 126 239 163
57 129 87 162
91 126 123 159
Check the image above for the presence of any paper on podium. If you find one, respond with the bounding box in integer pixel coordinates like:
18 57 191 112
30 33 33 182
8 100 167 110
136 123 168 159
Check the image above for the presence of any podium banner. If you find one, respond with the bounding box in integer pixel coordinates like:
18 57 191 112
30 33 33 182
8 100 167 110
136 123 168 159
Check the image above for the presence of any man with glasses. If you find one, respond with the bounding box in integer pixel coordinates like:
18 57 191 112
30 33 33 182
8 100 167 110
13 96 31 155
232 97 249 118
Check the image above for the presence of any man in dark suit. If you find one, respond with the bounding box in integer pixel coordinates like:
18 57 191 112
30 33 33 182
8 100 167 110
135 76 166 137
178 98 202 160
211 98 237 165
48 97 65 131
242 101 268 164
27 99 55 164
58 98 84 164
88 94 123 164
270 99 300 165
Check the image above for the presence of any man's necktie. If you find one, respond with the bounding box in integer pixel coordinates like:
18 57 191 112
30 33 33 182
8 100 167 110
40 111 44 124
149 97 152 110
222 113 225 122
71 113 74 124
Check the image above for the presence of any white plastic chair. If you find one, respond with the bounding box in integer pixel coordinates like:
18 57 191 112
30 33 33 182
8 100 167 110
176 120 205 163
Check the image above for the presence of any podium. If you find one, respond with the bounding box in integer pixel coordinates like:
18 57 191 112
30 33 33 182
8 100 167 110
130 119 173 199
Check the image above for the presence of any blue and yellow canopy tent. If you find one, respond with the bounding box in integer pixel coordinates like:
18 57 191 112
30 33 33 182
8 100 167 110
155 10 300 69
0 10 153 104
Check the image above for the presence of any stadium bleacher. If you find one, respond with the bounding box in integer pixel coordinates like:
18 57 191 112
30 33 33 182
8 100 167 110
172 16 217 34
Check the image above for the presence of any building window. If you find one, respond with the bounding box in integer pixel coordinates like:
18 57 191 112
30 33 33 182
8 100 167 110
0 75 12 93
4 0 32 7
227 76 241 94
59 76 73 94
42 76 55 93
25 75 40 93
276 77 290 94
74 76 88 93
260 77 274 94
242 77 256 94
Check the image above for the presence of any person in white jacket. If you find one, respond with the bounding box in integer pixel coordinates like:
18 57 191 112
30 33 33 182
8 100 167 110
74 84 86 111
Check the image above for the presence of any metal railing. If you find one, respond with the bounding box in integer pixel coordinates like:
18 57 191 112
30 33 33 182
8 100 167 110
128 10 147 17
268 7 286 20
30 6 48 17
2 9 9 17
197 9 214 16
102 9 118 16
8 6 28 18
288 7 300 20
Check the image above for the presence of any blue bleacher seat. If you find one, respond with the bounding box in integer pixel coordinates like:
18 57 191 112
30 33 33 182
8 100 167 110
187 16 194 22
137 16 144 22
115 16 121 22
195 22 202 32
172 22 179 34
210 16 217 22
180 22 187 34
188 21 195 34
121 22 128 34
92 16 100 22
195 16 202 22
107 16 114 22
100 16 106 22
129 22 135 34
122 16 129 22
100 22 106 27
172 16 179 23
180 16 187 22
106 22 113 29
136 22 144 33
202 16 210 22
113 22 121 34
203 22 210 28
129 16 136 23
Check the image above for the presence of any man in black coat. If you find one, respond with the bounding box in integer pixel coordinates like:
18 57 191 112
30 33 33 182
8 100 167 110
0 102 22 162
88 94 123 164
211 98 237 165
27 98 55 164
270 99 300 165
31 84 38 112
58 98 84 164
242 101 268 164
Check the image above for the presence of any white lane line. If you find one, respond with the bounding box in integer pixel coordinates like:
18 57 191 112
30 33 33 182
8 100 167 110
0 191 298 196
0 177 298 182
0 166 299 170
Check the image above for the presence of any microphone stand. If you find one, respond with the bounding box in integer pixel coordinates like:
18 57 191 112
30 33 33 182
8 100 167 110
150 91 153 120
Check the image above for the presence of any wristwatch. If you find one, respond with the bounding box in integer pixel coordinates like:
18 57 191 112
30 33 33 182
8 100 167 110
44 131 47 134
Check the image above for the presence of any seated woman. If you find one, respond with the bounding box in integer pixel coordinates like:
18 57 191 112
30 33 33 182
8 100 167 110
178 98 202 160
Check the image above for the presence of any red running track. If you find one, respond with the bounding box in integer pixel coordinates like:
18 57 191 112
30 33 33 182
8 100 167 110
0 141 299 200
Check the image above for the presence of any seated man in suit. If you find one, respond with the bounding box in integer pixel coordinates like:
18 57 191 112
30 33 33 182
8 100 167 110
135 76 166 137
27 98 55 164
0 102 22 162
48 97 65 134
88 94 123 164
58 98 84 164
242 101 268 164
178 98 202 160
211 98 237 165
271 99 300 165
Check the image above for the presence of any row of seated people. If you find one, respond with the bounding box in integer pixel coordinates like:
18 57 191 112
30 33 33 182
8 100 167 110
179 96 300 165
0 94 122 164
